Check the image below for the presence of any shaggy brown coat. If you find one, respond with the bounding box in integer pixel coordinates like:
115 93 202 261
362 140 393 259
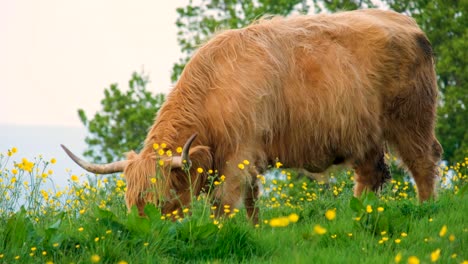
97 9 443 221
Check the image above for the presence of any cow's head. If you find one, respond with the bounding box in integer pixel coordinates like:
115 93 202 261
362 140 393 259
61 134 199 215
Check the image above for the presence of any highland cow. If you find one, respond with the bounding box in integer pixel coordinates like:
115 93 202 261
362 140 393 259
62 9 442 223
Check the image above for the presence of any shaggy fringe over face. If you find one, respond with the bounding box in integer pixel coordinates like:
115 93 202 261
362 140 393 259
124 9 442 214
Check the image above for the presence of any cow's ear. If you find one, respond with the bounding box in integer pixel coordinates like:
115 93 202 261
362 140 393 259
125 150 138 160
188 145 213 170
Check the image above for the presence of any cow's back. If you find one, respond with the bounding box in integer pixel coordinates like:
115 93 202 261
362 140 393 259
172 9 432 170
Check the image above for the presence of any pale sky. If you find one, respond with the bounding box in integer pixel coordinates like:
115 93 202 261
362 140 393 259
1 0 188 127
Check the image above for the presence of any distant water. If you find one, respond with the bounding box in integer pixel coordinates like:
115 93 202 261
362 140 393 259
0 124 90 187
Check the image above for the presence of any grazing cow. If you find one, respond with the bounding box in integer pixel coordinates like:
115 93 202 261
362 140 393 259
62 9 442 223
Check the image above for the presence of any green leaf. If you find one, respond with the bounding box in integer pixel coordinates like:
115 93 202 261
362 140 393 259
349 197 364 213
126 206 150 234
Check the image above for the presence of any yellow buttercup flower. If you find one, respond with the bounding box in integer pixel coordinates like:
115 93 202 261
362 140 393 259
238 163 245 170
176 147 182 153
325 209 336 220
394 252 402 263
439 225 447 237
50 158 56 164
408 256 420 264
288 213 299 223
91 254 100 263
431 249 440 262
313 224 327 235
366 205 373 213
269 217 289 227
197 167 204 174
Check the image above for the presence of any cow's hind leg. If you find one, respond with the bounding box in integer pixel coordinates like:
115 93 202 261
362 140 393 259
393 135 442 201
353 148 391 197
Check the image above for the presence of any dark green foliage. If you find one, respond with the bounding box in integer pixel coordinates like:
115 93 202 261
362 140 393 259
79 72 165 163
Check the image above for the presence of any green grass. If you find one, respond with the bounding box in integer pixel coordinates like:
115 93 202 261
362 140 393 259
0 150 467 264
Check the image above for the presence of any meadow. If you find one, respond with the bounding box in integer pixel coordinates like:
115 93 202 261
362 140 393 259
0 147 466 264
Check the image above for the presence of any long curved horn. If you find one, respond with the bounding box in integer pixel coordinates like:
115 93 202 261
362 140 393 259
61 144 127 174
171 133 198 169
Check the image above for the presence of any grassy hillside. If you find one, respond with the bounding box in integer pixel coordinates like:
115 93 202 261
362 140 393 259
1 148 466 263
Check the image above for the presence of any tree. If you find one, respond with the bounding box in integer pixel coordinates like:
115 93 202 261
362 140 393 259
79 72 165 163
173 0 467 162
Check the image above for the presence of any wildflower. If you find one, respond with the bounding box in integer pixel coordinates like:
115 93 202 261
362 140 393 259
117 261 128 264
408 256 420 264
366 205 373 213
94 237 99 242
377 207 384 212
401 232 408 237
53 243 59 247
144 242 149 246
238 163 245 170
243 159 250 165
394 252 402 263
12 147 17 153
431 249 440 262
12 169 18 175
269 217 290 227
158 149 165 156
449 234 455 241
395 239 401 244
158 160 164 166
42 251 47 256
197 167 204 174
220 175 226 182
176 147 182 153
31 247 37 251
153 143 159 150
45 261 53 264
91 254 101 263
288 213 299 223
439 225 447 237
71 175 79 182
166 150 172 157
183 208 189 213
150 177 157 184
275 161 283 168
313 224 327 235
325 209 336 220
161 143 167 148
78 227 84 232
50 158 56 164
